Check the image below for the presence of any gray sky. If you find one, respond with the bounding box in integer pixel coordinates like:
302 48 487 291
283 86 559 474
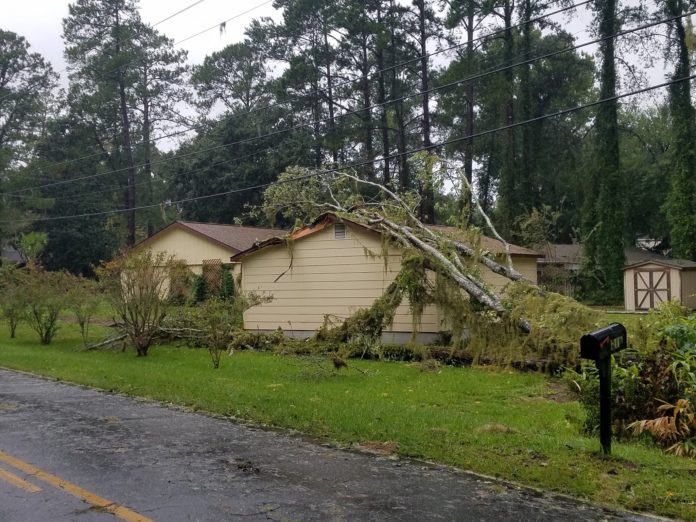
3 0 666 113
3 0 280 82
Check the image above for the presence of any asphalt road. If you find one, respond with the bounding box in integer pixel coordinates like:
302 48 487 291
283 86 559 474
0 368 655 522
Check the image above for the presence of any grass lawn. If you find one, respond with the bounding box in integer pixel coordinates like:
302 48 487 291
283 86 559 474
1 320 695 519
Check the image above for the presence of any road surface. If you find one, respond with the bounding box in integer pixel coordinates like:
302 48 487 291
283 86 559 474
0 368 654 521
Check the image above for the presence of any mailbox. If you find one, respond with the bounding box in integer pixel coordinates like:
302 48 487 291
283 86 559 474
580 323 627 361
579 322 627 456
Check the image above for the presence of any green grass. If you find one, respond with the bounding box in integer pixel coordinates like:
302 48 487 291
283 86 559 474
1 320 695 519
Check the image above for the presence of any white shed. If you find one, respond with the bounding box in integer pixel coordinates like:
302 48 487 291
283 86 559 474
623 259 696 311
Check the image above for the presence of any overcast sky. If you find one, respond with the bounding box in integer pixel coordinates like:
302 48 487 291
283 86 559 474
3 0 281 83
3 0 665 111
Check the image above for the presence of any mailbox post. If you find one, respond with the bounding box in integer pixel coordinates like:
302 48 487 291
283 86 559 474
580 323 627 455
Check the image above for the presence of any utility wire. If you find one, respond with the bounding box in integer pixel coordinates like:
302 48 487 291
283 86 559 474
7 0 588 184
6 10 685 196
3 73 693 226
152 0 206 27
173 1 274 45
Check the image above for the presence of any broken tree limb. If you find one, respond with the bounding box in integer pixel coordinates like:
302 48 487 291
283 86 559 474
375 216 532 333
82 333 127 351
339 171 532 284
441 159 515 272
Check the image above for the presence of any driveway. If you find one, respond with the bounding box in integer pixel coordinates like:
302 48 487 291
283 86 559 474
0 368 653 521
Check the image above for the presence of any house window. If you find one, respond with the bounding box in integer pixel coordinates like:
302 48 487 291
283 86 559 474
334 223 347 240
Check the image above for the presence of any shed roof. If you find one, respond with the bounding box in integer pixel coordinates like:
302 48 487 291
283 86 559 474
623 258 696 271
133 221 285 254
231 213 539 261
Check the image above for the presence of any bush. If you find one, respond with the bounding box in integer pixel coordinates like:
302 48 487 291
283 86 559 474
24 270 73 345
67 279 100 346
566 306 696 444
191 275 208 304
219 265 235 301
99 251 174 357
188 299 238 369
0 265 27 338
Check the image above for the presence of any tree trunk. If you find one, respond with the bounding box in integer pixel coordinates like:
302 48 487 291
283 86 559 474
361 32 374 180
323 30 338 164
376 7 390 184
463 4 476 223
115 9 137 246
415 0 435 224
142 63 154 237
518 0 534 213
498 0 517 235
665 0 696 260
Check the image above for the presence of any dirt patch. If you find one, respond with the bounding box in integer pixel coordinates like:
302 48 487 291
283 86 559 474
352 441 398 456
542 381 575 403
0 402 19 412
475 423 518 435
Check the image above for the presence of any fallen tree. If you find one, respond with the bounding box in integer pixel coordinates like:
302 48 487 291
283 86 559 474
259 164 603 366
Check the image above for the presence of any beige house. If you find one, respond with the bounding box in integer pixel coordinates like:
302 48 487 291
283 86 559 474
623 259 696 311
231 213 540 343
131 221 284 275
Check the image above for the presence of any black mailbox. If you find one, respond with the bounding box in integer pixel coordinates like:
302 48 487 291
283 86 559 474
579 322 627 456
580 323 627 361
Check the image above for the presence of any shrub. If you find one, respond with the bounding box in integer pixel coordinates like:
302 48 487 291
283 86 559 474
168 261 192 305
191 274 208 304
189 298 238 369
99 251 174 357
629 399 696 458
566 306 696 442
0 265 27 338
68 279 100 346
219 265 235 301
24 270 73 345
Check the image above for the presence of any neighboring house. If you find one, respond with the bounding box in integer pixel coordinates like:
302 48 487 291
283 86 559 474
231 213 540 344
131 221 285 273
623 259 696 311
131 221 285 294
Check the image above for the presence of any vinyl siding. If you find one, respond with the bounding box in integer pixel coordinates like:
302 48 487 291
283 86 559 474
241 224 537 335
133 227 235 275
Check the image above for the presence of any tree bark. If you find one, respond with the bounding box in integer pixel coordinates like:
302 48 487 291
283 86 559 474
115 9 137 246
415 0 435 224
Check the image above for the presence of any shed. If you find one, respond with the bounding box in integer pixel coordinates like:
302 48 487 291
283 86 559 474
623 259 696 311
231 213 540 344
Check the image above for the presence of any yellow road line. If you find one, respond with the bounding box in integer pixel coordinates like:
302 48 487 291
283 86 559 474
0 450 153 522
0 465 42 493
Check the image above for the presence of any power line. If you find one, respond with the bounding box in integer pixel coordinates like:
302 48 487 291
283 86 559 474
3 74 693 226
173 0 274 45
152 0 206 27
8 0 588 185
7 10 685 196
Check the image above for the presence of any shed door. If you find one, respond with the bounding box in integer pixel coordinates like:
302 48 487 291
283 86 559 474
634 269 671 310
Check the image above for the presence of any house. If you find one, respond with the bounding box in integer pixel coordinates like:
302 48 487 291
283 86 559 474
231 213 540 343
623 259 696 311
131 221 285 291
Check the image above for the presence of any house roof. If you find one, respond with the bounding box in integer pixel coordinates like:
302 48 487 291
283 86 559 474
623 258 696 271
133 221 285 254
231 213 539 261
428 225 540 257
0 247 23 264
540 243 679 267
